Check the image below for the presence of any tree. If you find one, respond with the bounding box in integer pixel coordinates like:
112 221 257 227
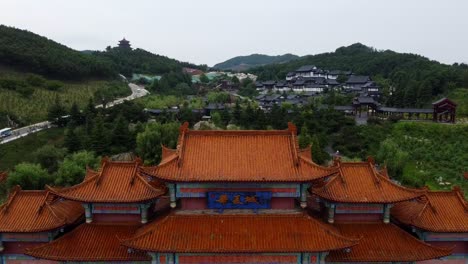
90 115 109 155
69 102 83 127
200 74 209 84
136 122 179 165
55 151 100 186
232 101 242 124
7 163 51 190
298 125 312 149
111 115 132 153
311 135 329 165
336 75 348 84
47 96 67 126
64 125 82 153
211 112 223 128
33 145 66 173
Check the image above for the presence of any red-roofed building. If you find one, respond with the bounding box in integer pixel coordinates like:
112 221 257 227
0 187 83 262
142 122 337 210
392 187 468 261
48 158 166 224
2 123 466 263
310 158 424 224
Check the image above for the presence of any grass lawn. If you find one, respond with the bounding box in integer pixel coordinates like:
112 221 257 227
446 87 468 118
0 127 65 171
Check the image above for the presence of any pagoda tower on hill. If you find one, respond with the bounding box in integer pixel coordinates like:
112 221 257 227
118 38 131 50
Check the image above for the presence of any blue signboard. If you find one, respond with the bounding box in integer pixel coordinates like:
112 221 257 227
207 191 272 212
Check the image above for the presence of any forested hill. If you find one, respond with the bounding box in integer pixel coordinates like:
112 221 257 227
93 48 205 78
249 43 468 107
213 53 299 71
0 25 205 80
0 25 116 80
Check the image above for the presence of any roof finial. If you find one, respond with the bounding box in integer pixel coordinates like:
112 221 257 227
367 156 375 165
287 122 297 135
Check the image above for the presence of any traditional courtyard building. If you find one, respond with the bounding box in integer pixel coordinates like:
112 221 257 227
392 187 468 261
0 187 83 263
0 123 465 263
25 159 166 263
310 157 425 223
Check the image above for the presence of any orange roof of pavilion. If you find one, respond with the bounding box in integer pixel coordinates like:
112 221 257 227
311 159 424 203
122 214 358 253
48 159 166 203
0 186 83 233
142 122 337 182
392 187 468 232
326 223 452 262
25 223 150 262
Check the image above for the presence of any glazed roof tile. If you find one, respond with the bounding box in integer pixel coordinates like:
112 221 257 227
48 159 165 203
312 160 424 203
0 186 83 232
143 123 337 182
392 187 468 232
123 214 358 253
326 223 452 262
26 223 150 262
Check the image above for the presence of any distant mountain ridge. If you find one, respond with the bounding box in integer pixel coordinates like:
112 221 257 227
213 53 299 71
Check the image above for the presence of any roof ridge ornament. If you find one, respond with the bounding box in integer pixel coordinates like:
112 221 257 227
177 122 189 168
2 185 21 213
95 159 108 186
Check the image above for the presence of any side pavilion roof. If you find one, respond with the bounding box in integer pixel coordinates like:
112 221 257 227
48 159 165 203
312 159 424 203
392 187 468 232
142 123 337 182
0 186 83 233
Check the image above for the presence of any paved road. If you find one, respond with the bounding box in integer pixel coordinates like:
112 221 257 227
0 83 149 145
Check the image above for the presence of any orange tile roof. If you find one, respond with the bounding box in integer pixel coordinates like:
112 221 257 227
392 187 468 232
123 214 358 253
25 223 150 262
0 186 83 232
312 160 424 203
326 223 452 262
142 122 337 182
48 159 165 203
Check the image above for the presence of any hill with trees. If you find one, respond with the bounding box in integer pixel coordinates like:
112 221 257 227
0 25 206 80
0 25 117 80
213 53 299 71
93 46 206 77
249 43 468 107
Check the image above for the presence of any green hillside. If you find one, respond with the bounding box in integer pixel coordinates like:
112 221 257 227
213 53 299 71
249 43 468 108
0 25 116 79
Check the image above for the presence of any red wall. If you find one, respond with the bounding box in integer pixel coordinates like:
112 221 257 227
180 197 295 210
92 213 141 222
418 259 467 264
5 260 58 264
334 213 382 222
177 254 299 263
2 242 48 254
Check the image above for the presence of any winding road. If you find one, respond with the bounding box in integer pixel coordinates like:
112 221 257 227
0 83 149 145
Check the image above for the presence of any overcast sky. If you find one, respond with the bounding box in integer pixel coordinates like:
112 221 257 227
1 0 467 66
